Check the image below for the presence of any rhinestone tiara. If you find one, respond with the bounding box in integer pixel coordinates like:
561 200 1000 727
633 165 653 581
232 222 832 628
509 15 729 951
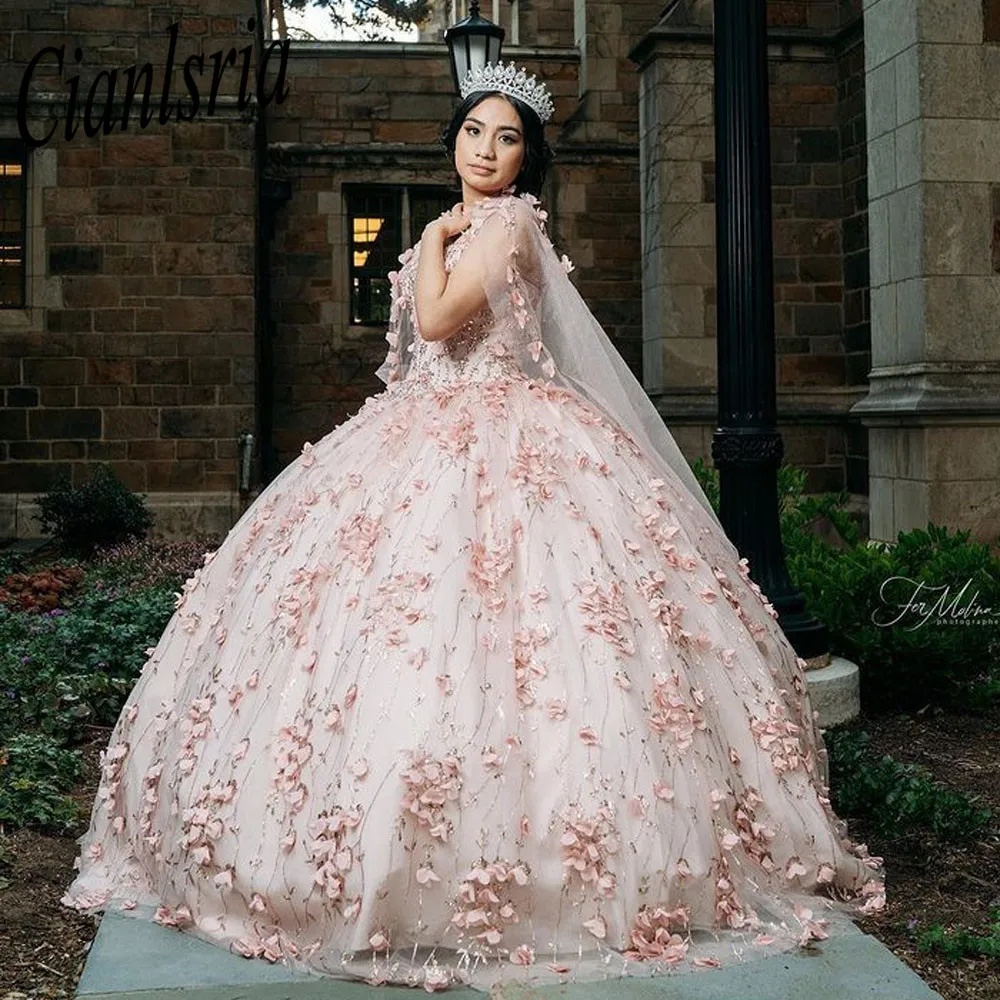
459 60 555 124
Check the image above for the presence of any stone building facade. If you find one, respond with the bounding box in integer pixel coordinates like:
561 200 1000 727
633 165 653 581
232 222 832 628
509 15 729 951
2 0 999 543
1 1 259 533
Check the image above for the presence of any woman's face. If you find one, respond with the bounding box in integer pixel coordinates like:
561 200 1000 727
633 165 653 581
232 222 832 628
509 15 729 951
454 95 526 199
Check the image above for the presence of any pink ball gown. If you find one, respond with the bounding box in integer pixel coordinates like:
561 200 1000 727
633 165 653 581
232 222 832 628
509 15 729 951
63 190 885 992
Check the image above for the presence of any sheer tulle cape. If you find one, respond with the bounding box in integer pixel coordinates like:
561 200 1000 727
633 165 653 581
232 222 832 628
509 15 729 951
376 192 724 534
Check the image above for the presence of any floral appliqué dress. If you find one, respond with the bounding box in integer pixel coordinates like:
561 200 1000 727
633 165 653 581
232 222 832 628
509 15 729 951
63 191 886 992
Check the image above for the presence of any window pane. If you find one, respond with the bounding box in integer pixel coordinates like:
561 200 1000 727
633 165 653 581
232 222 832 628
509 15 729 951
346 187 401 325
0 140 26 309
410 187 459 246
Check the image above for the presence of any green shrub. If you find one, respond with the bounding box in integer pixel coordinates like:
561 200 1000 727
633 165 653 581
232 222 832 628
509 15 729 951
824 726 992 841
90 536 215 592
0 733 81 832
0 550 26 580
793 525 1000 712
36 464 153 554
690 460 1000 713
916 906 1000 962
0 584 176 745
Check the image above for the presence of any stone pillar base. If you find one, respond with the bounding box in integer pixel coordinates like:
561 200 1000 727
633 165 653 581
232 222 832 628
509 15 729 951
809 654 862 790
809 654 861 730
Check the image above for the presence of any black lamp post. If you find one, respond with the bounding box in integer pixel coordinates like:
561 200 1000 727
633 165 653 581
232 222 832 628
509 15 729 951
710 0 829 661
444 1 504 93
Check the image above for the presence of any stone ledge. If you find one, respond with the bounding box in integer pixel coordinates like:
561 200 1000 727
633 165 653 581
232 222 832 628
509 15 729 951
76 909 943 1000
0 492 245 542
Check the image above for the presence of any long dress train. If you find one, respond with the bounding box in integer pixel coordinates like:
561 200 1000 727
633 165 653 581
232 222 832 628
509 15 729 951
63 190 885 992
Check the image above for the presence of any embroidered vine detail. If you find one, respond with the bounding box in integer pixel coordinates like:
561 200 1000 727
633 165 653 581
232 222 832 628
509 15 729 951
732 786 777 871
468 526 516 615
509 423 565 506
178 779 236 869
273 717 313 814
138 762 165 856
623 903 691 962
177 694 214 777
513 624 550 708
647 670 707 751
751 700 808 775
575 579 636 657
450 858 530 950
713 853 759 930
560 804 619 899
400 750 463 842
97 741 129 835
306 805 364 913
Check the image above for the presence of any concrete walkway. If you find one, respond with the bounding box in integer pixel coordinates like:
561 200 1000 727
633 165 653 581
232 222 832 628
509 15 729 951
76 910 945 1000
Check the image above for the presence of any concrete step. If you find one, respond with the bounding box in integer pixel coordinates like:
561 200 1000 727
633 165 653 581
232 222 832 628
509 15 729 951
76 909 944 1000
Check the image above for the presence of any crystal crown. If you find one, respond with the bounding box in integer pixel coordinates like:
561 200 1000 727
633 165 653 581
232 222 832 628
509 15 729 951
459 60 555 124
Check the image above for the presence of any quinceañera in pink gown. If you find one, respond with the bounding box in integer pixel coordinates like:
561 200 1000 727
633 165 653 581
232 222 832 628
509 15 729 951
64 187 886 991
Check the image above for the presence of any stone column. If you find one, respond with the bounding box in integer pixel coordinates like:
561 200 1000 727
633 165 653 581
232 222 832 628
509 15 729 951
635 15 717 465
852 0 1000 547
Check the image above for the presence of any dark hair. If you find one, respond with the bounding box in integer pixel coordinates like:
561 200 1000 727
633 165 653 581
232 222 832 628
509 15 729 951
440 91 554 197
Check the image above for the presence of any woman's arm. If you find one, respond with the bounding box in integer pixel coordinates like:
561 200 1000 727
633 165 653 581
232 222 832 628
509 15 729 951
414 216 490 343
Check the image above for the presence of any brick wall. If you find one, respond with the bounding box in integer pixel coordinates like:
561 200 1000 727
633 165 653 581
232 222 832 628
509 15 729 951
641 1 871 497
1 0 873 529
837 3 870 494
770 58 846 397
0 1 256 501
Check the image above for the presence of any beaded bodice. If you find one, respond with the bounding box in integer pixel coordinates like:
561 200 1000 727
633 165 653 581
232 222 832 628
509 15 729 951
390 198 523 388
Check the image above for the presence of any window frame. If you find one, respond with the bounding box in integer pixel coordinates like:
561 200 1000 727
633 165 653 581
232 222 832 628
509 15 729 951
344 182 457 328
0 138 28 311
0 134 52 336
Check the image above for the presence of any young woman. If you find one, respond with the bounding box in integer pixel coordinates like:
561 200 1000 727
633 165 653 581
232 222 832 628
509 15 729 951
63 62 885 991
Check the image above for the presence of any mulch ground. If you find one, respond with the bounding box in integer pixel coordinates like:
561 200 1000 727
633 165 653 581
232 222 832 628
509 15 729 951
848 704 1000 1000
1 707 997 1000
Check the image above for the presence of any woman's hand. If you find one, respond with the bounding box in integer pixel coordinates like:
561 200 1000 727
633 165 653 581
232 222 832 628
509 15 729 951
424 202 471 241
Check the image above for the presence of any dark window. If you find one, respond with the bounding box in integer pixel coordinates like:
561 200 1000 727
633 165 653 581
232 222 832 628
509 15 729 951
346 184 456 325
410 187 458 245
986 0 1000 42
0 140 27 310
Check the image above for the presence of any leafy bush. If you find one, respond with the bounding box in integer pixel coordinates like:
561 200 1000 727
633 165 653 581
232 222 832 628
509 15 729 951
36 464 153 554
0 584 176 745
824 726 992 841
916 906 1000 962
0 551 26 580
0 733 81 832
90 536 216 592
793 525 1000 712
690 460 1000 713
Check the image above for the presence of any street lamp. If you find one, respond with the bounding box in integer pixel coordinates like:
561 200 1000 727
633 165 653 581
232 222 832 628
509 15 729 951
710 0 829 661
444 1 504 93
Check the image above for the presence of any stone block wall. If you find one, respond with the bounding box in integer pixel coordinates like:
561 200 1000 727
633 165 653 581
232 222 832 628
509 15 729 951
1 0 887 538
852 0 1000 546
0 2 257 532
635 1 871 499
